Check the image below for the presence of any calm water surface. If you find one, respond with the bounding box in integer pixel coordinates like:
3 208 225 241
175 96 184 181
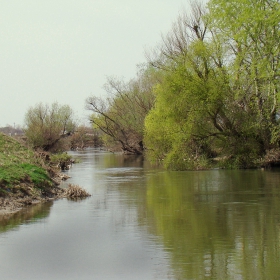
1 149 280 280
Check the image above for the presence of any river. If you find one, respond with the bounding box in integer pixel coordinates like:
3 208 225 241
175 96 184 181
1 148 280 280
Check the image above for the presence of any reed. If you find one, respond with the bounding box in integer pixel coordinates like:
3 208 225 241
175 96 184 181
64 184 91 198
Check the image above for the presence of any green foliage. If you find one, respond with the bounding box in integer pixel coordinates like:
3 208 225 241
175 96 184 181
208 0 280 131
50 152 72 165
86 64 158 154
164 143 211 170
144 0 280 169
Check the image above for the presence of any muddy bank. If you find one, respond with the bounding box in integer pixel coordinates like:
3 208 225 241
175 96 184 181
0 169 72 215
0 184 64 215
0 133 79 215
0 177 91 215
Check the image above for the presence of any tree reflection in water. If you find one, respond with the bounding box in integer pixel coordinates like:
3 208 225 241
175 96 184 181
142 170 280 279
0 202 53 234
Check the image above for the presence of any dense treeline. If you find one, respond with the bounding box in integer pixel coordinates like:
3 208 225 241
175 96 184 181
86 0 280 169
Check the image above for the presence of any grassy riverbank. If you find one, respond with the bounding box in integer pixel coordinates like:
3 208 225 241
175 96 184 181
0 133 64 214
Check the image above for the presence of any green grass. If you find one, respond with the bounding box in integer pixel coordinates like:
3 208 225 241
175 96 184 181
0 133 40 166
50 152 72 164
0 164 52 188
0 133 53 195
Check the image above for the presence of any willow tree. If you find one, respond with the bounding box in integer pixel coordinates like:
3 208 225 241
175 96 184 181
24 102 76 152
145 2 235 169
207 0 280 163
144 0 280 169
85 65 158 154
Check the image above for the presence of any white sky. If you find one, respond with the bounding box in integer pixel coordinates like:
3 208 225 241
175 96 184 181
0 0 192 128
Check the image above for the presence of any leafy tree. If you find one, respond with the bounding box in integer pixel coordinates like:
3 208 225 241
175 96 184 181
207 0 280 149
144 0 280 169
85 65 158 154
24 102 76 152
145 2 231 169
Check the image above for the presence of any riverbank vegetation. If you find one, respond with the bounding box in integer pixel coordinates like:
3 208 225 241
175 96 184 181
0 133 64 212
64 184 91 199
24 102 76 152
0 132 93 213
86 0 280 170
145 0 280 169
23 102 102 152
85 65 159 154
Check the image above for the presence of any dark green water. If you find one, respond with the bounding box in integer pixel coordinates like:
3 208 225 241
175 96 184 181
1 149 280 280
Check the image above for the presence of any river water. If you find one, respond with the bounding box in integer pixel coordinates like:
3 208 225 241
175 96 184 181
1 149 280 280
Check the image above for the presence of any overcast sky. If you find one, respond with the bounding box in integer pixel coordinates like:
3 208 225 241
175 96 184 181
0 0 193 128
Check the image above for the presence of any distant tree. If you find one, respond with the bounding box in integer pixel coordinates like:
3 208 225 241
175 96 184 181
69 125 103 150
0 124 23 136
24 102 76 152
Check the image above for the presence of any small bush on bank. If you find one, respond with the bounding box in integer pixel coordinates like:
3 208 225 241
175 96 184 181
50 152 76 170
50 153 72 164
